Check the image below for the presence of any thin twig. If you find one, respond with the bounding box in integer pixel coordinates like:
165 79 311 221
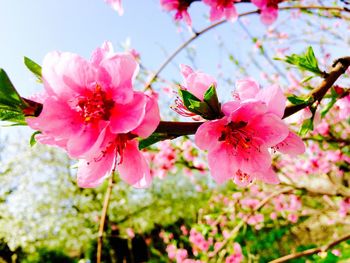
144 5 349 90
96 175 114 263
269 233 350 263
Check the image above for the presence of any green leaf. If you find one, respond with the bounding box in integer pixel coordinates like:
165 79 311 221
0 69 27 110
287 95 311 106
30 131 41 146
0 108 26 125
321 87 339 118
299 117 314 136
301 75 314 83
139 133 171 150
277 46 322 76
24 57 42 81
178 89 201 111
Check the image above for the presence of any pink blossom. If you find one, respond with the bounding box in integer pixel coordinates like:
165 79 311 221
27 42 160 188
251 0 280 25
180 64 217 100
160 0 195 26
202 0 238 22
105 0 123 15
196 98 286 185
225 243 243 263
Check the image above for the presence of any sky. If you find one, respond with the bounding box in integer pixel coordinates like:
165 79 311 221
0 0 271 97
0 0 348 127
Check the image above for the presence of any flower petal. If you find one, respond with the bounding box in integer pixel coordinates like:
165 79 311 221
256 85 286 118
99 53 139 104
77 148 116 188
254 166 280 184
274 131 305 156
195 118 227 150
132 94 160 138
235 78 260 100
42 52 95 98
109 92 147 134
250 113 289 147
118 140 151 186
208 143 237 184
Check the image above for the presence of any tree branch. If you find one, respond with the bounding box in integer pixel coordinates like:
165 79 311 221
97 175 114 263
269 233 350 263
144 5 349 90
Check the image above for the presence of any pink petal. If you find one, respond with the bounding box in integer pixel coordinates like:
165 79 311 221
260 7 278 25
26 96 82 138
250 113 289 147
109 92 147 134
274 131 305 156
221 101 241 117
185 70 216 100
239 142 271 174
77 148 116 188
195 118 227 150
208 143 237 184
209 7 224 22
42 52 96 99
256 85 286 118
66 124 102 158
90 41 114 66
98 53 139 104
230 100 267 123
105 0 123 15
118 140 151 186
254 167 280 184
35 134 68 148
224 6 238 22
235 78 260 100
132 94 160 138
180 64 194 79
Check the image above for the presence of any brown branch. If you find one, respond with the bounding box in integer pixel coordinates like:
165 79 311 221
282 56 350 118
153 56 350 137
96 175 114 263
269 233 350 263
144 5 349 90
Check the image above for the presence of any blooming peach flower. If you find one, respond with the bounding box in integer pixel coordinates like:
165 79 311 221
203 0 238 22
27 42 160 188
251 0 281 25
77 93 160 188
105 0 123 15
160 0 197 26
195 78 304 186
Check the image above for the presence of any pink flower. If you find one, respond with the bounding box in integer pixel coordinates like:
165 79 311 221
77 93 160 188
160 0 195 26
203 0 238 22
27 42 160 188
225 243 243 263
180 64 217 100
251 0 280 25
195 78 304 185
105 0 123 15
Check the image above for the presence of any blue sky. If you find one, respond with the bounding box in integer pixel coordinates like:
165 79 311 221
0 0 269 97
0 1 348 106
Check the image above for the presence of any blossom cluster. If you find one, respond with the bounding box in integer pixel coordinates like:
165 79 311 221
176 65 305 187
105 0 282 26
26 42 160 188
160 0 282 26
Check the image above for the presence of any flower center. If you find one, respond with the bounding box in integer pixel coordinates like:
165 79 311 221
219 121 252 149
77 84 114 124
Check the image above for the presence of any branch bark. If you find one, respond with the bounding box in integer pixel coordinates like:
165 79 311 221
96 175 114 263
269 233 350 263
